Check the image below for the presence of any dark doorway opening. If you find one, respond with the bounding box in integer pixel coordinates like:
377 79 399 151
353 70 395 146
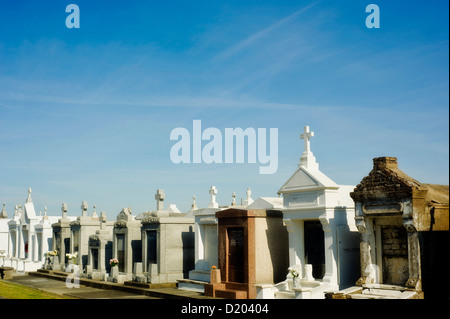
227 227 245 283
304 220 325 279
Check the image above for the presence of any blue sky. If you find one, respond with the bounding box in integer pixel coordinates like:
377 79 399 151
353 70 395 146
0 0 448 219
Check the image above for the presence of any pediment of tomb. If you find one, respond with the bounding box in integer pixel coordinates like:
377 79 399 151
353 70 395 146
116 208 133 223
278 166 338 195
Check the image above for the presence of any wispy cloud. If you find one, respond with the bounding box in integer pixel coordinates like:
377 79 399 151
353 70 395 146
0 101 15 109
212 2 319 63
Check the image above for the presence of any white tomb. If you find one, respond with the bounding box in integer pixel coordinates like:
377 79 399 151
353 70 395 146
1 189 60 272
0 203 10 263
256 126 360 299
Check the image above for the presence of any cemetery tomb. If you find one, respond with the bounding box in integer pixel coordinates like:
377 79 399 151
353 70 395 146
69 202 102 271
329 157 449 299
256 126 360 299
204 208 289 299
132 189 195 286
108 207 142 284
85 212 114 280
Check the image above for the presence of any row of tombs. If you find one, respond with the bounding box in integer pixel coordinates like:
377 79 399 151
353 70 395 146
0 126 448 299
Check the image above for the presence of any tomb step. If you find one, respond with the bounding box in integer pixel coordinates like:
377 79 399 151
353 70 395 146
274 291 295 299
349 289 419 299
36 269 69 277
349 294 395 299
224 282 248 291
215 288 248 299
362 283 410 291
188 270 211 282
177 279 208 292
124 281 176 289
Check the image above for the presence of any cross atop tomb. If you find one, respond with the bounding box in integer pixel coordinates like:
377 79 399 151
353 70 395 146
300 126 314 153
243 187 254 206
100 211 107 229
191 195 198 210
0 202 7 219
231 192 237 206
299 125 319 171
208 186 218 208
81 201 88 216
155 189 165 211
26 187 32 203
91 204 98 219
61 203 68 218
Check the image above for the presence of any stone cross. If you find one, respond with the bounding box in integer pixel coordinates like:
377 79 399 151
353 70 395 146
208 186 218 208
155 189 165 211
26 187 32 203
300 126 314 153
100 212 107 229
0 202 7 219
191 195 198 210
244 187 254 206
81 201 88 216
61 203 68 218
298 125 319 170
92 204 98 218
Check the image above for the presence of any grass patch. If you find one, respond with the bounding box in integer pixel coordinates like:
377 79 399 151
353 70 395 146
0 280 75 299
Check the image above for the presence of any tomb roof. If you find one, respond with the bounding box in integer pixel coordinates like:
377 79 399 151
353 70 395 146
423 184 449 206
351 157 449 205
247 197 283 209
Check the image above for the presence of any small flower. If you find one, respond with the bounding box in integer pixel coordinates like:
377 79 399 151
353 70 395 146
46 250 59 256
109 258 119 266
288 265 302 278
211 265 217 269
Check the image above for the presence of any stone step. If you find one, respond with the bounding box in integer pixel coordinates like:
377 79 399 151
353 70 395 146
36 269 69 277
349 293 394 299
362 283 410 291
274 291 295 299
177 279 208 292
215 288 248 299
124 280 176 289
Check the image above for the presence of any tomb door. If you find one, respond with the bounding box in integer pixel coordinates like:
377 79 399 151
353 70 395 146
73 229 80 253
37 233 42 261
11 230 17 257
380 225 408 285
116 234 125 272
147 230 157 269
132 240 142 265
304 221 325 279
54 232 61 253
91 248 99 270
22 229 28 259
64 238 70 264
205 225 218 268
227 227 245 283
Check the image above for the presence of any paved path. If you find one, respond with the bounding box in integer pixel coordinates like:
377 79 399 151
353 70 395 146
6 274 160 299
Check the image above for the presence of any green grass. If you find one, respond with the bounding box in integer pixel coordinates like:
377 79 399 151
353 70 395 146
0 280 76 299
